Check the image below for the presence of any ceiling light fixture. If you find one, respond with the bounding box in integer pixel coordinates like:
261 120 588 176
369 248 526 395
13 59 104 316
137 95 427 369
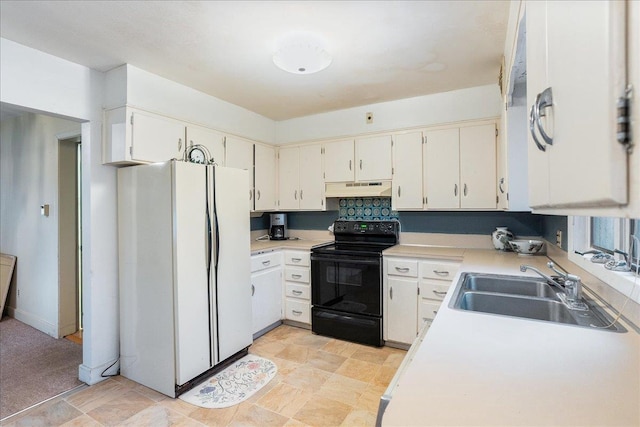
273 31 332 75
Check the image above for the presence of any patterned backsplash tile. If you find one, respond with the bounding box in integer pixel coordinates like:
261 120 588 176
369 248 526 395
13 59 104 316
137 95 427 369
338 197 399 221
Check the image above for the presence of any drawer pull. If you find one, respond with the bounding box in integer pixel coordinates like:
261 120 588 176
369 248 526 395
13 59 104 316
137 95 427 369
291 257 302 262
395 267 410 273
432 290 447 296
262 260 271 266
292 310 303 316
292 290 303 295
433 270 449 276
292 274 302 279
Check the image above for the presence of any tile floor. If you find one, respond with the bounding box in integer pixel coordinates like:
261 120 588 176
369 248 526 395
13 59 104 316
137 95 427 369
3 325 406 426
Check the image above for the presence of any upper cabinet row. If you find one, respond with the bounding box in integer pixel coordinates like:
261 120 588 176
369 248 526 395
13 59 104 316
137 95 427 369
524 0 630 211
103 107 499 212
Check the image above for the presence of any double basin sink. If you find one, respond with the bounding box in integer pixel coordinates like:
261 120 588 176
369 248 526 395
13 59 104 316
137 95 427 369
449 273 625 332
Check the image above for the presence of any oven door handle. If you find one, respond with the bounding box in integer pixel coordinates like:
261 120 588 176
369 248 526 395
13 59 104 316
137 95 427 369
311 255 381 265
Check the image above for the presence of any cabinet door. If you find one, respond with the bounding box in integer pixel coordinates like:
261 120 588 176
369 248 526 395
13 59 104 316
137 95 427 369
186 125 225 166
251 268 282 335
545 0 627 207
323 139 354 182
255 144 277 211
386 276 418 345
356 135 392 181
299 144 324 210
459 124 497 209
131 111 185 163
225 136 254 207
278 146 300 210
424 128 460 209
392 132 424 210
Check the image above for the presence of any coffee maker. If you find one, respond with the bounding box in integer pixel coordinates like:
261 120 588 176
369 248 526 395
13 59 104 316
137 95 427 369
269 213 288 240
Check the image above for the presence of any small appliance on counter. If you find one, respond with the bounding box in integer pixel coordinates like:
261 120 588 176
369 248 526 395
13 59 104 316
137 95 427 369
269 213 288 240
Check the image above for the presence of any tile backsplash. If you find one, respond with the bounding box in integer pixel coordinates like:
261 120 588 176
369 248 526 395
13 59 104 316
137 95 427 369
338 197 399 221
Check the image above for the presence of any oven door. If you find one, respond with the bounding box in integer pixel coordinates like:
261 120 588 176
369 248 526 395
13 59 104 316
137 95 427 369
311 254 382 317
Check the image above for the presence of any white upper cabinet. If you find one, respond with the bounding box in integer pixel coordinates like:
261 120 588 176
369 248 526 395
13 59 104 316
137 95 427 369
526 0 628 209
392 132 424 210
459 124 497 209
424 128 460 209
103 107 185 165
254 144 277 211
299 145 324 210
424 124 497 210
355 135 392 182
225 136 254 208
278 145 324 211
323 139 355 182
185 125 225 166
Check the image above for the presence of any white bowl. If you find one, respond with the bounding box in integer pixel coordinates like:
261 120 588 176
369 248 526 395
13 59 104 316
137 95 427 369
508 239 544 255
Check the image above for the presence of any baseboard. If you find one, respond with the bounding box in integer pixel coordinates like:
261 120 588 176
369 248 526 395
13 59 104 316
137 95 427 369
79 358 119 385
6 307 58 338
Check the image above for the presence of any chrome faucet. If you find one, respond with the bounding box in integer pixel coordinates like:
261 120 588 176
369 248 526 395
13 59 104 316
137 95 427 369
520 262 588 310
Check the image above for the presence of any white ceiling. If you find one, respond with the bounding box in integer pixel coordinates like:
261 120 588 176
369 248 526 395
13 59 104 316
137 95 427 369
0 1 509 121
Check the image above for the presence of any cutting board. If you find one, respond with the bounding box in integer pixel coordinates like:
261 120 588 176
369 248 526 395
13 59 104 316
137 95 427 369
0 253 16 319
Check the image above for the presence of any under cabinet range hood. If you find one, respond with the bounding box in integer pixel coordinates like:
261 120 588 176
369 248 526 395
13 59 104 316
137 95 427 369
325 181 392 198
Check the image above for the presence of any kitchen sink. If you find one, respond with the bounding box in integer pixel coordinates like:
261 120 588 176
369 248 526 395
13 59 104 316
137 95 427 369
450 273 626 332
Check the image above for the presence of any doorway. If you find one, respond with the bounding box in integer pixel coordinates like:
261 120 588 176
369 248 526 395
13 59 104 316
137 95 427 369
58 135 82 340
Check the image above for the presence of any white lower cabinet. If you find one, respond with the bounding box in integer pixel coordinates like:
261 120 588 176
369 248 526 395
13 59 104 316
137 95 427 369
251 251 282 337
384 256 460 346
283 250 311 325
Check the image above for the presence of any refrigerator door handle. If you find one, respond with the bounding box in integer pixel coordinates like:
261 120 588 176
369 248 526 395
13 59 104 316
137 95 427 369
205 211 212 273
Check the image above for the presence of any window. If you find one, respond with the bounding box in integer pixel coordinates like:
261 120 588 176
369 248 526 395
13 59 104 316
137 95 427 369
590 217 617 253
631 219 640 270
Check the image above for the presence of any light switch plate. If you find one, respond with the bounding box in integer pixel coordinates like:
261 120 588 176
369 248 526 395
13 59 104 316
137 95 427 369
556 230 562 247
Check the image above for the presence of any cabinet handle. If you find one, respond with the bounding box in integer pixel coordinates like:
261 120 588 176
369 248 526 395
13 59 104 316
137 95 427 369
292 274 302 279
178 138 183 152
463 183 468 197
262 260 271 266
395 267 410 273
257 190 261 200
454 184 458 196
292 310 303 316
294 190 298 200
349 160 352 171
292 290 303 295
251 284 255 296
535 87 554 145
359 159 363 170
292 257 302 262
390 287 393 300
433 270 449 276
249 189 253 200
300 189 303 200
432 290 447 296
433 310 438 315
398 186 401 197
499 178 505 194
529 103 546 152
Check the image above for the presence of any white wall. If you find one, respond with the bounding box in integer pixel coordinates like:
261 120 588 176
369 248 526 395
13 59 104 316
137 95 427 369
275 84 502 144
0 113 80 337
105 64 276 144
1 37 117 385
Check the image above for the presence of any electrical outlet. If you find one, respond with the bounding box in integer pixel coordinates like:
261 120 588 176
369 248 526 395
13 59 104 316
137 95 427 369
366 112 373 124
556 230 562 247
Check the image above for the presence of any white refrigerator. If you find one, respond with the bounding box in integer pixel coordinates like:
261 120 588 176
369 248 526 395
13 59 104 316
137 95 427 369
118 160 253 397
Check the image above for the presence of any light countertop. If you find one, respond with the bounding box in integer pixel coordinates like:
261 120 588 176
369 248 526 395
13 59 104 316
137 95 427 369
251 238 331 254
382 248 640 426
383 244 465 260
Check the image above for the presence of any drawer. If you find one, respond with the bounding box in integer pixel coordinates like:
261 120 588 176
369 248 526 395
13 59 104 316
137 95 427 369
419 260 460 281
251 251 282 273
284 251 310 267
387 259 418 277
419 300 442 323
419 278 451 302
284 298 310 324
285 267 309 283
285 283 310 300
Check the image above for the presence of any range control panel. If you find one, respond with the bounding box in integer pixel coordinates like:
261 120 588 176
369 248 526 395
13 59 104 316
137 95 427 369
333 220 399 236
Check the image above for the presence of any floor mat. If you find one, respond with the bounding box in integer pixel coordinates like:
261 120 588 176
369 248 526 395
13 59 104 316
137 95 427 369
179 355 277 409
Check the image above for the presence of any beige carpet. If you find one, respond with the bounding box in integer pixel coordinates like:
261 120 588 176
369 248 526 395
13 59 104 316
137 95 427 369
0 316 83 419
